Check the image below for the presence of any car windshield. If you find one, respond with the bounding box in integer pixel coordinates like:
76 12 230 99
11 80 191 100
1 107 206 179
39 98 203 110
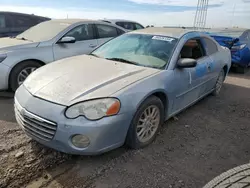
91 34 178 69
16 21 71 42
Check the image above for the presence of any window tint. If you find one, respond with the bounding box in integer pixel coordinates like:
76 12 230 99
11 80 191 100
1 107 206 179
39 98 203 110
203 38 218 55
11 15 34 28
0 15 6 28
65 24 94 41
180 39 206 60
116 22 134 30
116 22 124 28
117 28 125 35
96 24 118 38
134 23 144 30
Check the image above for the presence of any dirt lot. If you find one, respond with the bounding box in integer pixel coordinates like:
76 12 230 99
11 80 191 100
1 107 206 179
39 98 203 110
1 71 250 188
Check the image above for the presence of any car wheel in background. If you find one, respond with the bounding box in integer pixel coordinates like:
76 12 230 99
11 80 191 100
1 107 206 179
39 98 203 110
126 96 164 149
203 163 250 188
212 69 225 96
9 61 42 91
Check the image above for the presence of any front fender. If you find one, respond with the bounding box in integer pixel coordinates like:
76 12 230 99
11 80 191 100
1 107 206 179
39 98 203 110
112 71 173 118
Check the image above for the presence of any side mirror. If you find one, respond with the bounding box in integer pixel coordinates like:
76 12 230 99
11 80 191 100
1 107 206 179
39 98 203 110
177 58 197 68
57 36 76 44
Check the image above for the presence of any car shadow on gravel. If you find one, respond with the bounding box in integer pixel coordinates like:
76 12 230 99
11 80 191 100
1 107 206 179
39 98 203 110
0 92 15 123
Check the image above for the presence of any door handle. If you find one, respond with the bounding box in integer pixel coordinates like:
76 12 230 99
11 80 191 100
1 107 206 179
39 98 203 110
89 44 97 48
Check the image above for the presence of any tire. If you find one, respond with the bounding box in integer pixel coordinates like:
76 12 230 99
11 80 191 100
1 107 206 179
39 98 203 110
126 96 164 149
212 69 225 96
9 61 41 91
203 163 250 188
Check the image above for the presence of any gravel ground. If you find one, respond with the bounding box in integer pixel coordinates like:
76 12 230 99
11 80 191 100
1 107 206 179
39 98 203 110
0 71 250 188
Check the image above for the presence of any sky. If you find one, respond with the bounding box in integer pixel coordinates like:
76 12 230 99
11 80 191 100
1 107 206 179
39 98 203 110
0 0 250 28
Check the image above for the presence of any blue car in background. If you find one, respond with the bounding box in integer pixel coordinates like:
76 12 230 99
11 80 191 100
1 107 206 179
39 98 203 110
206 29 250 73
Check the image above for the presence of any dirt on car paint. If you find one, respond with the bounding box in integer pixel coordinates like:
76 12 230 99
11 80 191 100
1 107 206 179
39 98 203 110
0 71 250 188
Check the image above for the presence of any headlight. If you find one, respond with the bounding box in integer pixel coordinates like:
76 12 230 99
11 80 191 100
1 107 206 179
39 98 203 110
0 54 7 63
65 98 121 120
231 44 246 50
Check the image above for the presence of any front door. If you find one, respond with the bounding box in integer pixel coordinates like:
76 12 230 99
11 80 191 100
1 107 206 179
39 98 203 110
172 38 210 112
53 24 98 61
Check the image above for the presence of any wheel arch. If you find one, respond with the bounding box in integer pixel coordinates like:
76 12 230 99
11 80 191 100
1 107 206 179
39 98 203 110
136 89 169 118
8 59 46 89
222 65 228 80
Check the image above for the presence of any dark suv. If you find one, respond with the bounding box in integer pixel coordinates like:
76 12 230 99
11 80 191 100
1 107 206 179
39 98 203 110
0 11 50 38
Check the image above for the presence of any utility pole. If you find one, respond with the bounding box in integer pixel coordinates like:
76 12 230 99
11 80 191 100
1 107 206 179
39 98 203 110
193 0 209 30
230 3 236 27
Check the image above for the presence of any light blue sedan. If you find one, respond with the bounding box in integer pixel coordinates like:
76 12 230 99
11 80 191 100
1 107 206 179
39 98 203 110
14 28 231 155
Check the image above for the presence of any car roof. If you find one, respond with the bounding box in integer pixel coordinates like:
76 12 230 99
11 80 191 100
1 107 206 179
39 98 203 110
102 19 140 23
130 27 195 39
49 19 94 24
0 11 50 19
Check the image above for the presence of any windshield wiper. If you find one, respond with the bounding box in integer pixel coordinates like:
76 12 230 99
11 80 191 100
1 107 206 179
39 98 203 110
89 54 100 58
106 57 139 66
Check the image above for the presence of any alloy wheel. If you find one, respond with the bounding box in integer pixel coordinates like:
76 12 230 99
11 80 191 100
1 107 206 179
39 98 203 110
17 67 37 86
136 105 160 143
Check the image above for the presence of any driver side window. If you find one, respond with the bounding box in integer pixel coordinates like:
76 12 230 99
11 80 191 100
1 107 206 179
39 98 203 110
179 38 206 61
65 24 94 42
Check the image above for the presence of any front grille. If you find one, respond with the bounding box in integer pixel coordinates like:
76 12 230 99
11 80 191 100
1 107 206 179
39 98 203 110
14 104 57 142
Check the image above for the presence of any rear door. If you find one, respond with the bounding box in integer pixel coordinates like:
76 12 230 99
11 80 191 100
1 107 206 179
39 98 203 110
95 24 124 46
53 24 97 60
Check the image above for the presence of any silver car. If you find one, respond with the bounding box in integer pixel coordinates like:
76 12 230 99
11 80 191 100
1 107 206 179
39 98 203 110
100 19 144 32
14 28 231 155
0 19 126 91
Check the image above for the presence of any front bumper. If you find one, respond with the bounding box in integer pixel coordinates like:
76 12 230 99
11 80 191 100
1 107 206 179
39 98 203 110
14 85 132 155
0 63 10 90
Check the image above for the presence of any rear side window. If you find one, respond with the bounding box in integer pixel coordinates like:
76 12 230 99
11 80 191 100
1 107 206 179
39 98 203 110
10 15 34 28
117 28 125 35
116 22 134 30
116 22 124 28
203 38 218 55
0 15 6 28
134 23 144 30
96 24 118 38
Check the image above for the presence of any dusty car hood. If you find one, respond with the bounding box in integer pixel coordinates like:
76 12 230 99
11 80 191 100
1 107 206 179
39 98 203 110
0 37 39 51
24 55 160 105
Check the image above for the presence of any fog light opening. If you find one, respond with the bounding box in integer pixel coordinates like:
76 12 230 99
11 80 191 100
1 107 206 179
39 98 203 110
71 135 90 148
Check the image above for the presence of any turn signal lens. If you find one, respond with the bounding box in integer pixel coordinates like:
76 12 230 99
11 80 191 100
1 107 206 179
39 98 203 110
106 100 121 116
